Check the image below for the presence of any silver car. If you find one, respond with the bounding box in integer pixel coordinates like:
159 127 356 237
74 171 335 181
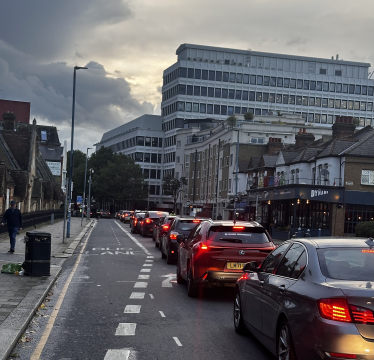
234 238 374 360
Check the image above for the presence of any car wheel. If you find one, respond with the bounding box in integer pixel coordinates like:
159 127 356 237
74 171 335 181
166 250 173 264
176 259 185 284
234 290 245 334
277 320 296 360
161 241 166 259
187 268 199 298
155 238 159 248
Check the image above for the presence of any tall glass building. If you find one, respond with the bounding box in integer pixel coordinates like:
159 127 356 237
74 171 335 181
161 44 374 178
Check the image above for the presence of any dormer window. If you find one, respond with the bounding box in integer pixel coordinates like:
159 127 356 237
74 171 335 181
41 131 47 141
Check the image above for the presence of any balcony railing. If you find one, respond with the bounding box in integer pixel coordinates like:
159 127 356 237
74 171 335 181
249 176 343 189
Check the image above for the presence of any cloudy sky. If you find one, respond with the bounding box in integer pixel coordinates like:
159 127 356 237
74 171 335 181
1 0 374 152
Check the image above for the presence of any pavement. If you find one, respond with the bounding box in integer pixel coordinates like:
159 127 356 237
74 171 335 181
0 216 94 360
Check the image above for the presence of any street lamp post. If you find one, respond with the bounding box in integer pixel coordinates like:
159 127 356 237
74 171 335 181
234 129 240 223
177 163 184 215
87 169 94 220
67 66 87 238
81 147 92 226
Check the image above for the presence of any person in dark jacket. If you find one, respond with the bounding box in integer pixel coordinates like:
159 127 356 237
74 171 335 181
1 201 22 253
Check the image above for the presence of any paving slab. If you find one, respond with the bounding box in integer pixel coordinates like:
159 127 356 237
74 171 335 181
0 218 94 360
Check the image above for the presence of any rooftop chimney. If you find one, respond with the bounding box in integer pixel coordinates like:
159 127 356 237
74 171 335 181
2 112 16 131
332 116 356 139
295 128 315 148
267 137 283 155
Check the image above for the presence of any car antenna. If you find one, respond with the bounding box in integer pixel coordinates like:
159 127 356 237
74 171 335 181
365 237 374 249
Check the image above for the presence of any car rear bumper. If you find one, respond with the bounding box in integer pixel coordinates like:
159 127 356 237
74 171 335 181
196 271 242 285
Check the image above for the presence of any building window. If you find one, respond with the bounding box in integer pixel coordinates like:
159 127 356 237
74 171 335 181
176 156 180 164
197 171 200 178
361 170 374 185
230 154 233 166
319 68 327 75
41 131 47 141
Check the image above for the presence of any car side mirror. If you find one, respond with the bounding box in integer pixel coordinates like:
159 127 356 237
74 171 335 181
176 234 185 243
243 261 260 272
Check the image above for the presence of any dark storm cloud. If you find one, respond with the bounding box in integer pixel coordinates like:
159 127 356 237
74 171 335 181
0 40 153 133
0 0 132 60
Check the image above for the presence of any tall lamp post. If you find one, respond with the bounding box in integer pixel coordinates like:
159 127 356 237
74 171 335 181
87 169 94 220
81 147 92 226
67 66 88 238
177 163 184 215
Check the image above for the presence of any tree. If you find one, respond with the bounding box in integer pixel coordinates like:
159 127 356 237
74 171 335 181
226 115 237 128
162 175 188 213
244 111 254 121
66 150 87 205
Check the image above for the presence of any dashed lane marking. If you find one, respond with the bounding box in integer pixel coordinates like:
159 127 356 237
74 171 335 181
130 292 145 299
143 263 153 266
140 269 151 272
145 259 153 262
159 311 166 317
124 305 141 313
147 256 154 258
138 275 149 279
173 337 183 346
115 323 136 336
115 222 151 255
104 349 134 360
134 282 148 288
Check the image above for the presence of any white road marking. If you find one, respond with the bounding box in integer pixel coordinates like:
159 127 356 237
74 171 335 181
124 305 141 313
147 256 154 258
115 323 136 336
134 282 148 288
149 294 154 299
104 349 133 360
145 259 153 262
159 311 166 317
130 292 145 299
140 269 151 272
161 274 176 287
117 281 137 283
138 275 149 279
143 264 153 266
115 222 152 255
173 337 182 346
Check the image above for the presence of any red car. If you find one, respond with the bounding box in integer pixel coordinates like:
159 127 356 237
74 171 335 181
177 220 275 297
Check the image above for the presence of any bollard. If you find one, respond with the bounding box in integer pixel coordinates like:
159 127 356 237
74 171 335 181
51 213 54 225
318 228 321 237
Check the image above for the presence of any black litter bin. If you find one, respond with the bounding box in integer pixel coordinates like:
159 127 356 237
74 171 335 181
22 231 51 276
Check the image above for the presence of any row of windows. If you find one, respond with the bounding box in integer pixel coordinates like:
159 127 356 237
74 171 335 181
143 169 161 180
162 102 373 126
164 152 176 164
163 67 374 96
162 96 373 118
111 136 163 152
130 152 162 164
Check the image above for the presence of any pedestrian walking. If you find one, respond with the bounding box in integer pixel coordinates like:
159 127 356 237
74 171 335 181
1 201 22 253
217 213 222 220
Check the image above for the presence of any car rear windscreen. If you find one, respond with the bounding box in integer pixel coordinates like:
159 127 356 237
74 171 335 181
136 213 145 218
208 226 270 244
318 248 374 281
148 212 166 218
176 220 199 231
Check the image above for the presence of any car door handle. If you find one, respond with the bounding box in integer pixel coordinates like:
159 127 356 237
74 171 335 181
279 285 286 293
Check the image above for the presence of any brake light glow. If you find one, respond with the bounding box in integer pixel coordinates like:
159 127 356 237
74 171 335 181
362 249 374 253
193 220 200 223
200 243 208 250
350 305 374 324
233 226 244 230
162 225 170 231
170 232 179 240
157 212 163 215
145 219 152 224
327 353 357 359
318 298 352 322
134 219 138 225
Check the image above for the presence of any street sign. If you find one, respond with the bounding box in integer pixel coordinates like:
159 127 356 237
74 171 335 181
77 195 83 204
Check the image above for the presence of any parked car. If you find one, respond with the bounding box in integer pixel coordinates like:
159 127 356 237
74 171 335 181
99 209 111 219
177 220 275 297
130 212 145 234
139 211 169 237
120 210 132 223
234 237 374 360
153 215 176 248
161 217 207 264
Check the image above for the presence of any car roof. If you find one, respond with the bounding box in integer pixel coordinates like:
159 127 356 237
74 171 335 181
286 237 372 249
208 220 264 228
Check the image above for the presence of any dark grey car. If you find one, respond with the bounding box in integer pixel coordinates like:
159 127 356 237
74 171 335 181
234 238 374 360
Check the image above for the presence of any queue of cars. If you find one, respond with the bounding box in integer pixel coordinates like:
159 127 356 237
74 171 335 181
117 212 374 360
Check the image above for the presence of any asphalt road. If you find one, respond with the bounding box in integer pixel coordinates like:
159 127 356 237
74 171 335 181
12 219 275 360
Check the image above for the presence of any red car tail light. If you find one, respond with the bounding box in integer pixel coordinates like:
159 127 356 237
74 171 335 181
162 224 170 231
145 219 152 224
193 220 200 223
157 212 163 215
233 226 244 230
350 305 374 324
170 231 179 240
200 243 208 250
318 298 352 322
134 219 138 225
327 353 357 359
362 249 374 253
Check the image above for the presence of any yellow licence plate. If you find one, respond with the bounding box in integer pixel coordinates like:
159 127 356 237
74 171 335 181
226 262 246 270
